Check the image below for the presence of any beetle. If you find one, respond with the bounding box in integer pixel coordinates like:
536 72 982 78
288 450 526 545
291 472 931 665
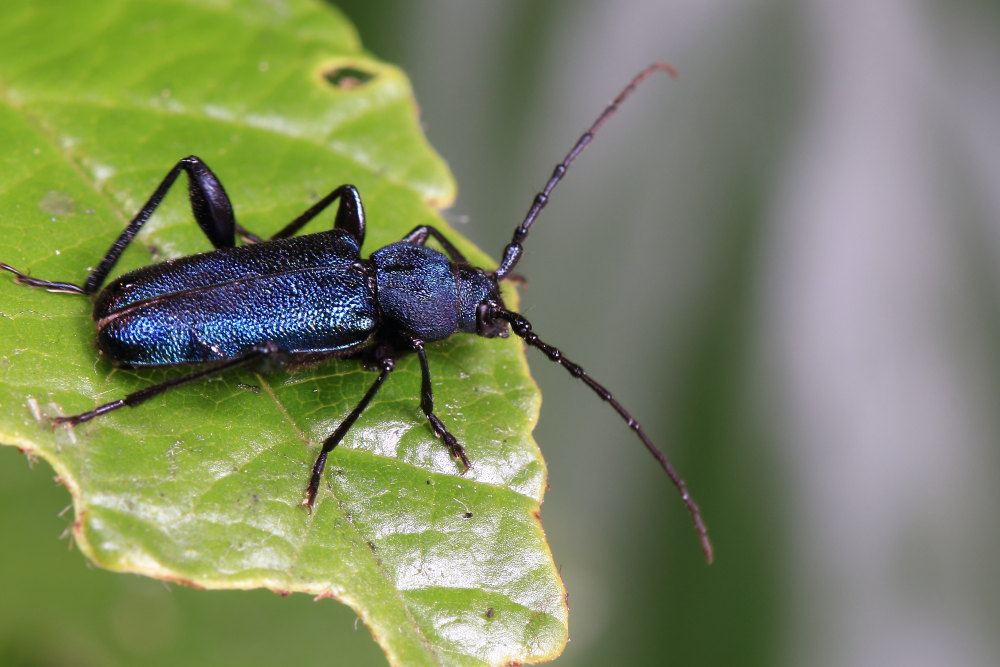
1 63 712 562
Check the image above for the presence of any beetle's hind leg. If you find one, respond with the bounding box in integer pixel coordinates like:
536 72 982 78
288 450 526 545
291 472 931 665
3 156 242 295
410 338 471 469
51 344 279 426
0 263 88 294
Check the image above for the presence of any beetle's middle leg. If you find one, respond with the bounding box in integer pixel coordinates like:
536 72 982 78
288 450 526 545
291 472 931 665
253 184 366 246
303 350 395 510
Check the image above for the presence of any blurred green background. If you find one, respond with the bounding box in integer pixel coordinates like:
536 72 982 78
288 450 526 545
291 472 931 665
3 1 1000 665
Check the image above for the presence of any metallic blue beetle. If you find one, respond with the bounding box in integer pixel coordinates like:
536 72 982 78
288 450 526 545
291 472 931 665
1 64 713 562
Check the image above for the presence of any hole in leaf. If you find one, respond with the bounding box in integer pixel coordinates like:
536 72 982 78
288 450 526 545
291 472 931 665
323 66 375 90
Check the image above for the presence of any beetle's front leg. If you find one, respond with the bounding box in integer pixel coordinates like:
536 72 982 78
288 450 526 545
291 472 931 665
410 338 471 470
401 225 469 265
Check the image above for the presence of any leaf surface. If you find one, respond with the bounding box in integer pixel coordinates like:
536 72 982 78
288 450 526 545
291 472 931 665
0 1 567 664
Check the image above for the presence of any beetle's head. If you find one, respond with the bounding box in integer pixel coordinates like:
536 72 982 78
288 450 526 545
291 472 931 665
455 265 508 338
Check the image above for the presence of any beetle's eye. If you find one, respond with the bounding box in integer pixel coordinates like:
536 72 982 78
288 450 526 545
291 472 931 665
476 302 508 338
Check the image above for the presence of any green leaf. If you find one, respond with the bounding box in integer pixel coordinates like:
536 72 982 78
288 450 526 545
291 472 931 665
0 1 567 665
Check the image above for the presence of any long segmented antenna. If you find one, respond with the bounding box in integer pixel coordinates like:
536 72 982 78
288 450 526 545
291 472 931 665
493 62 677 280
491 307 713 564
490 64 711 560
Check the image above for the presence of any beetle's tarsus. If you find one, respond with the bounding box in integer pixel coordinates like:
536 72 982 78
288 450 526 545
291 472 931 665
0 263 87 294
450 440 472 470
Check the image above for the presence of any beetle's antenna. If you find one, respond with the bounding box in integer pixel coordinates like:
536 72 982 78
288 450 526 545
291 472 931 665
493 62 677 281
492 306 713 563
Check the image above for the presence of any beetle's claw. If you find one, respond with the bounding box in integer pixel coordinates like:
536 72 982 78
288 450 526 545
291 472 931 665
455 446 472 471
301 492 315 513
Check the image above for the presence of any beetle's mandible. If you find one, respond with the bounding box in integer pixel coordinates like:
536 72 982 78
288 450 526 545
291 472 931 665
2 63 713 562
